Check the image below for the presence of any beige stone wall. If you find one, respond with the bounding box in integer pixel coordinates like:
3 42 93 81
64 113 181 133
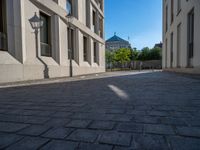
0 0 105 83
162 0 200 71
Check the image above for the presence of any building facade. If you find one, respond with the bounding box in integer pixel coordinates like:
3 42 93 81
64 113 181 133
163 0 200 73
106 34 131 51
0 0 105 83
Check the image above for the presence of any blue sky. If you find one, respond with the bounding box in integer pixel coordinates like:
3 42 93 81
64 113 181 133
105 0 162 50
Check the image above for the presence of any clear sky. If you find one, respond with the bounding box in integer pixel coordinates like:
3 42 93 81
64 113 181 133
105 0 162 50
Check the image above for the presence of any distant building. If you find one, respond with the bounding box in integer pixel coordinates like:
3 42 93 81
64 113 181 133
154 42 163 49
106 34 131 51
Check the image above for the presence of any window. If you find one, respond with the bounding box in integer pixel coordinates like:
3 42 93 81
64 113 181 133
99 18 103 38
66 0 72 15
170 32 173 68
68 28 74 60
165 5 168 32
177 23 181 67
94 42 97 63
188 9 194 62
0 0 7 51
165 38 168 68
171 0 174 24
92 10 96 33
40 12 51 57
83 36 88 62
177 0 181 15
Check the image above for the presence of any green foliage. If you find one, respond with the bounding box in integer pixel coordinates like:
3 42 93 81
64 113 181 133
137 47 162 61
114 48 132 64
105 46 162 67
106 50 116 66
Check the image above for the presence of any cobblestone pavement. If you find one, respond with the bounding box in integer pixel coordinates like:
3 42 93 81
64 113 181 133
0 72 200 150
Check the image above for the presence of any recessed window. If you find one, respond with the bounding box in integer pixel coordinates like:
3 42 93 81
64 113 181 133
0 0 7 51
83 36 88 62
67 27 74 60
165 5 168 32
94 41 98 63
40 12 51 57
170 32 173 68
165 38 168 68
188 9 194 61
177 0 181 15
171 0 174 24
177 23 181 67
92 10 97 33
66 0 72 16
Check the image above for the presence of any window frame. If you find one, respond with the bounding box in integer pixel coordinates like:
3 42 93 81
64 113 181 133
187 8 194 60
67 27 75 60
83 36 88 62
93 41 97 63
177 0 181 16
0 0 7 51
40 12 52 57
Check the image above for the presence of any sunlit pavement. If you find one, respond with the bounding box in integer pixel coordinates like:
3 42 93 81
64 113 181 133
0 71 200 149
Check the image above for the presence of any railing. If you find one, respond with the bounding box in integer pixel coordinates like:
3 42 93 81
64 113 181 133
40 42 51 57
0 32 7 51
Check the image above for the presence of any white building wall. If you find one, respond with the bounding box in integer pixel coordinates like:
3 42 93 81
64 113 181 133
163 0 200 73
0 0 105 83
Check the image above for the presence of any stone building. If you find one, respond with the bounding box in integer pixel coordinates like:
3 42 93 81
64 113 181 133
163 0 200 73
0 0 105 83
106 34 131 51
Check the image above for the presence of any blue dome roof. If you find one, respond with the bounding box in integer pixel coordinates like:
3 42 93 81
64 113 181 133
106 35 128 43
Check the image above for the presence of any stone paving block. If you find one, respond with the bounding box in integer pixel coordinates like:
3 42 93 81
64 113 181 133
6 136 49 150
42 127 73 139
134 116 161 124
114 147 132 150
184 118 200 127
117 123 144 133
33 110 56 117
67 129 99 143
78 143 113 150
160 117 187 126
52 111 73 118
106 109 125 114
132 134 169 150
176 126 200 138
0 133 23 149
18 125 51 136
99 131 132 147
20 116 50 125
168 136 200 150
104 114 133 122
171 111 192 118
44 118 71 127
65 120 91 128
145 124 175 135
126 110 146 116
89 121 115 130
40 140 78 150
147 110 170 117
0 122 29 133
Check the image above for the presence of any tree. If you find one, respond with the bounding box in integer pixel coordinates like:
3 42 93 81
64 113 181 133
149 47 162 60
114 48 131 69
138 47 150 61
137 47 162 61
131 49 140 61
105 50 115 70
